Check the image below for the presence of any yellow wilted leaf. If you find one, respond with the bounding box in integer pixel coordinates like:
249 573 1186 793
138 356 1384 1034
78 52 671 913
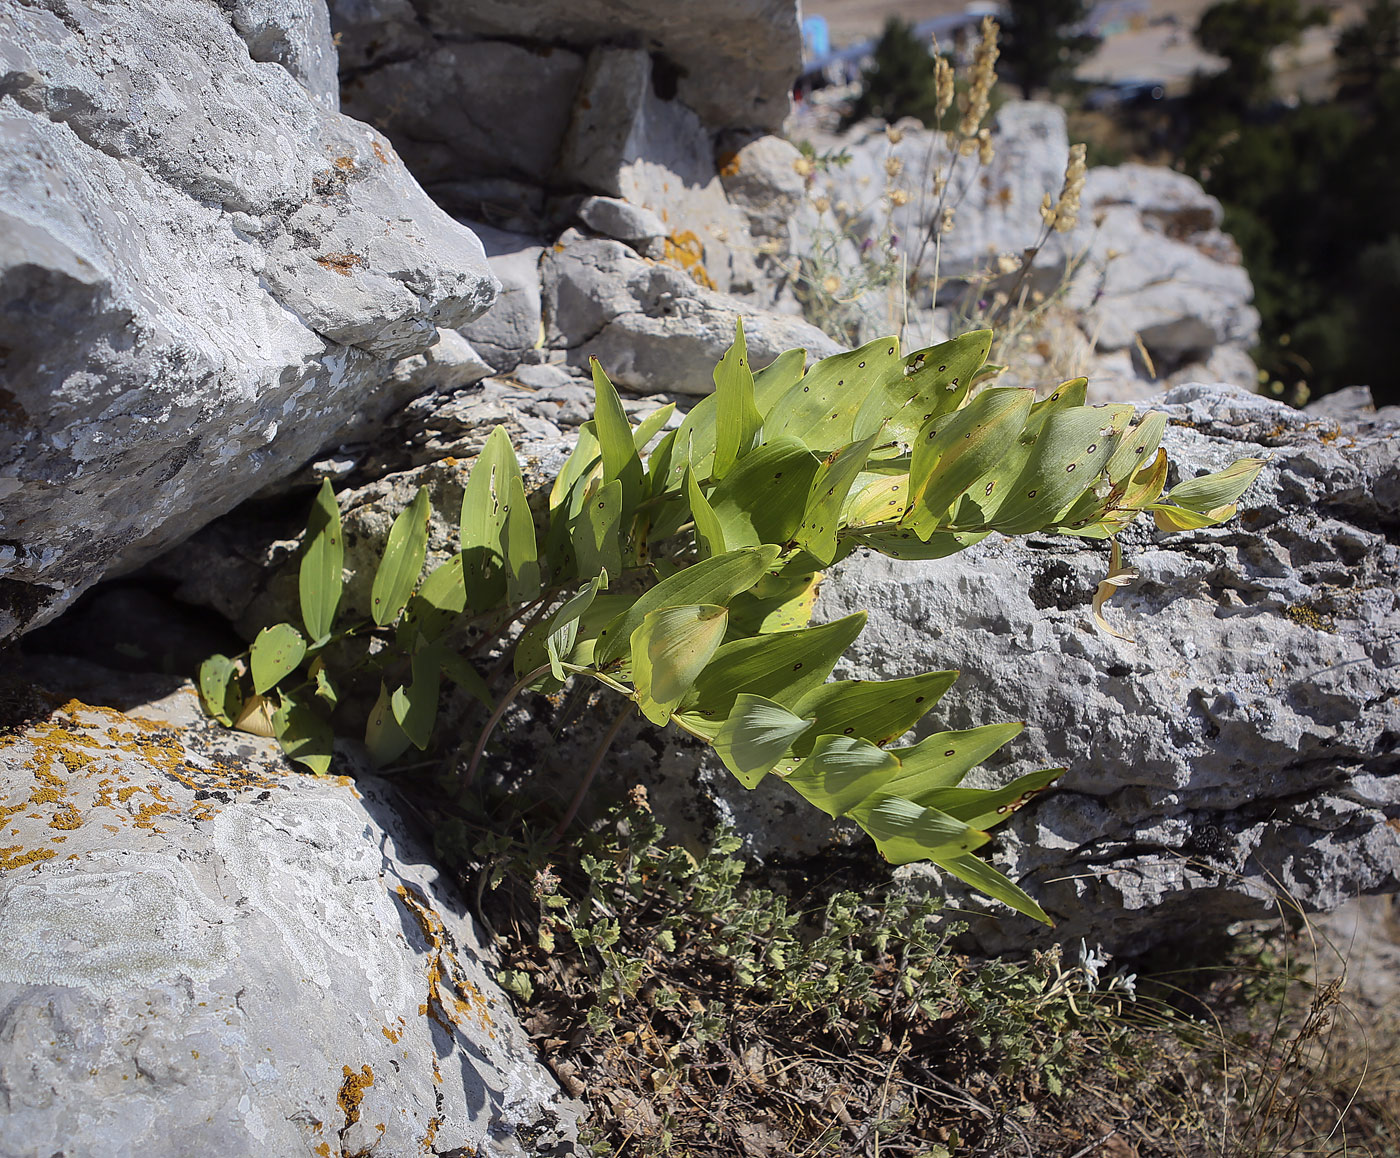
1092 539 1138 642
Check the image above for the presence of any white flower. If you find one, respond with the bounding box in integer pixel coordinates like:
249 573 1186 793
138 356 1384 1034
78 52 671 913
1079 939 1110 990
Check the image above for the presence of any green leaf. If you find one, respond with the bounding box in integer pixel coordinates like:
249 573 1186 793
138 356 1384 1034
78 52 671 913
849 796 989 865
794 432 879 564
593 545 780 670
985 404 1135 535
310 658 338 709
545 570 610 674
371 484 431 627
503 467 540 603
707 438 820 548
777 669 960 768
391 645 443 750
752 348 808 415
461 427 523 610
847 527 991 561
630 604 729 725
632 403 676 452
681 611 867 719
724 561 823 635
664 395 718 488
852 330 993 446
250 623 307 695
400 552 467 645
1164 457 1268 513
299 478 344 643
1104 411 1167 485
933 852 1052 925
843 473 910 527
589 357 645 516
198 653 242 726
866 723 1026 804
365 681 413 767
549 425 601 514
785 733 902 817
904 387 1034 534
764 337 904 450
917 766 1063 831
1148 502 1236 531
712 318 764 478
570 478 623 580
272 693 335 776
685 468 726 558
709 694 815 788
438 651 494 709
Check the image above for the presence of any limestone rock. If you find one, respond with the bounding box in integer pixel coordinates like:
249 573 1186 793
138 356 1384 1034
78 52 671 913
0 661 580 1157
794 102 1258 378
0 0 498 642
339 40 587 189
458 224 547 373
555 47 762 294
811 386 1400 951
578 196 668 251
543 233 841 394
329 0 801 134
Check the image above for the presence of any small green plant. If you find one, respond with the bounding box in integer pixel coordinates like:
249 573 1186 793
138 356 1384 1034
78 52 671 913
200 320 1264 923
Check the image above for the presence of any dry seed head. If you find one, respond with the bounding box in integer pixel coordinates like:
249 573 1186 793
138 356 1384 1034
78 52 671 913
822 274 841 294
940 206 956 234
812 195 830 214
888 188 910 207
885 124 904 145
1041 144 1088 232
792 156 815 178
958 17 999 138
958 136 978 158
978 127 995 166
884 156 904 180
996 253 1020 275
934 55 955 118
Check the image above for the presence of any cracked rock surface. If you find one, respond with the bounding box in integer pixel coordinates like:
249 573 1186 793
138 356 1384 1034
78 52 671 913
0 659 580 1158
812 385 1400 951
0 0 498 642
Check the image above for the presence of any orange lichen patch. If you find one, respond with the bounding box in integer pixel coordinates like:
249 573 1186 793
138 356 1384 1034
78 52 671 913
421 1115 444 1152
0 696 303 873
0 845 57 871
48 803 81 830
337 1064 374 1126
316 252 364 277
381 1021 403 1044
663 231 716 290
333 155 356 172
314 1144 332 1158
717 149 741 178
396 884 495 1037
371 140 389 165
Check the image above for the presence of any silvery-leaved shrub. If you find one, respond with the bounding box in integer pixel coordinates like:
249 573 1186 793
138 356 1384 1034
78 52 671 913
200 321 1264 924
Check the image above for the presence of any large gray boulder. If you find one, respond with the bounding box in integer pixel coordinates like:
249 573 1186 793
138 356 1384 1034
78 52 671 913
331 0 801 136
0 0 499 643
814 386 1400 951
0 660 580 1157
